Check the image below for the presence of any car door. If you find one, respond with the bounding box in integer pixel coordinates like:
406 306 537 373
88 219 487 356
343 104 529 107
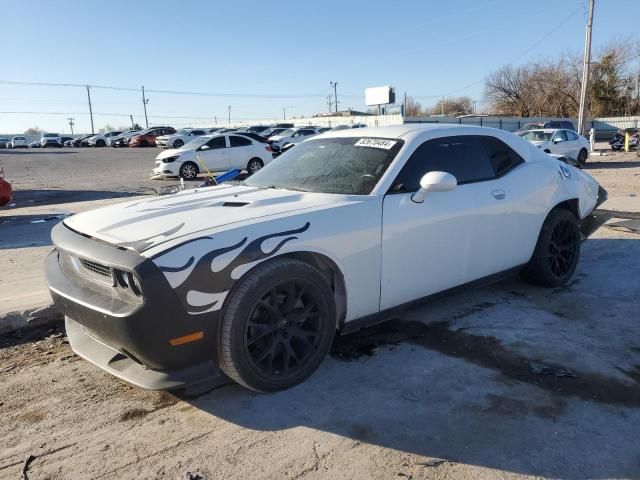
550 130 570 156
196 136 229 172
380 135 518 310
227 135 254 169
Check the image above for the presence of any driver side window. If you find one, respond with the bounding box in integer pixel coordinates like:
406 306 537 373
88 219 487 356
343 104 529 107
390 135 496 193
553 131 567 142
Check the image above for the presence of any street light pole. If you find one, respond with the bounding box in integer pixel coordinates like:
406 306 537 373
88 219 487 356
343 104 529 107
86 86 95 134
578 0 595 135
228 105 231 126
67 117 75 134
142 86 149 128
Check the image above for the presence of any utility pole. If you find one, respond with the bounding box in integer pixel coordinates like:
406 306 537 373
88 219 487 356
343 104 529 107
67 117 75 134
227 105 231 126
441 96 445 116
214 115 217 125
86 86 95 134
330 81 338 113
141 86 149 128
283 105 293 120
578 0 595 135
403 92 407 116
326 95 333 113
129 114 134 129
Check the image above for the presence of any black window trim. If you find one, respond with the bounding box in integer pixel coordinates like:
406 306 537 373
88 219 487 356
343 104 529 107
386 134 525 195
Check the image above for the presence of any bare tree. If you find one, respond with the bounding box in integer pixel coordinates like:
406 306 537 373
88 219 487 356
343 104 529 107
24 126 43 134
404 97 423 116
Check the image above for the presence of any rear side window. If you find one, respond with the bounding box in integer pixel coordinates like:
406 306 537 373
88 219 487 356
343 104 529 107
480 136 524 177
229 135 252 147
190 130 205 136
391 135 496 192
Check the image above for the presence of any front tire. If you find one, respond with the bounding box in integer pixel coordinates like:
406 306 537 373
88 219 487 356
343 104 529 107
173 139 184 148
247 158 264 174
521 208 581 287
96 139 106 147
219 258 336 392
179 161 199 180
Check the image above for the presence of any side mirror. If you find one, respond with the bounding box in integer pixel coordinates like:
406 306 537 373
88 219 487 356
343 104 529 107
199 145 210 151
411 171 457 203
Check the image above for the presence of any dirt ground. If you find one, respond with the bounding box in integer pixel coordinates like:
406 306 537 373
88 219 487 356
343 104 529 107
1 146 640 479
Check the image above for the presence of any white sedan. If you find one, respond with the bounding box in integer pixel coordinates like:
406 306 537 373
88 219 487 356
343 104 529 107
9 136 28 148
268 127 321 150
45 124 605 392
151 133 273 179
156 128 210 149
518 128 590 166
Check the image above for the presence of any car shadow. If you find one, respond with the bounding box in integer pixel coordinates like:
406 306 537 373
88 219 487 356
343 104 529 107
175 237 640 479
585 160 640 169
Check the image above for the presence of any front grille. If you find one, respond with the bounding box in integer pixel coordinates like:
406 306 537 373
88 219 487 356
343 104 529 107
73 257 115 286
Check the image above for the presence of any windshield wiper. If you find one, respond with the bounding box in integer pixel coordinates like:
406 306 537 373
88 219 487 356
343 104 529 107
264 185 308 192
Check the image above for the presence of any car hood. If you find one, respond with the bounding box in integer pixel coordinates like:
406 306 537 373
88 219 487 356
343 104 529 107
156 148 186 159
63 184 346 253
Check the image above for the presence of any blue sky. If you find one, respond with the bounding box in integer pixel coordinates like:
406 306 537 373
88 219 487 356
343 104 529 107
0 0 637 133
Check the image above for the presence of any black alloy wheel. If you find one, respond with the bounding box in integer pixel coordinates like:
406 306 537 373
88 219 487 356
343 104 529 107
547 219 579 279
244 279 326 382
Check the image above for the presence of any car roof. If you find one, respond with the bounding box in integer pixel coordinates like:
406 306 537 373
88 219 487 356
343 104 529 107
317 123 501 140
522 128 561 133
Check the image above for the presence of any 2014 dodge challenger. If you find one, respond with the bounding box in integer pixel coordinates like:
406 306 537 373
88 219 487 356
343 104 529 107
46 125 606 392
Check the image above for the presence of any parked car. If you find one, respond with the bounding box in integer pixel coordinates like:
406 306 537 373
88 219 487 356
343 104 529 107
45 124 605 392
261 127 287 138
60 136 73 146
268 127 320 152
157 128 209 149
152 133 273 179
246 125 271 134
40 133 62 148
80 135 97 147
110 130 140 148
0 138 10 148
274 123 294 128
28 141 41 148
0 159 11 207
88 131 123 147
518 128 590 166
8 136 28 148
129 127 176 147
517 121 575 133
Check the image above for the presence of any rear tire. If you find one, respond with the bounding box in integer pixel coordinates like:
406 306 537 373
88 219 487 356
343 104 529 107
179 161 199 180
577 148 588 167
521 208 580 287
140 139 149 147
219 258 336 392
96 139 106 147
173 139 184 148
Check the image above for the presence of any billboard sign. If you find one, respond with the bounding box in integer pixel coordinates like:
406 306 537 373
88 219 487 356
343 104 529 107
365 86 395 106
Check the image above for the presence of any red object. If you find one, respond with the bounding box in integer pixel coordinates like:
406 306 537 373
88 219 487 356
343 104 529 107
129 126 176 148
0 177 12 207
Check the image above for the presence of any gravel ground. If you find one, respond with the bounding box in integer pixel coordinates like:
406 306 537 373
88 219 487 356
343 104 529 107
1 145 640 480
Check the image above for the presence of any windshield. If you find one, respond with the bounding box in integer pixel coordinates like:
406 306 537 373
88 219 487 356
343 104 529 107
519 131 553 142
180 135 215 150
275 129 295 137
176 129 190 135
244 137 404 195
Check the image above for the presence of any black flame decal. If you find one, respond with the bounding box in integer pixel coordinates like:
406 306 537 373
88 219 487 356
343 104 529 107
157 222 310 314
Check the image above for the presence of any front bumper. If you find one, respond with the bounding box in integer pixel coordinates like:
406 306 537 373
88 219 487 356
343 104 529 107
46 222 224 390
151 161 179 178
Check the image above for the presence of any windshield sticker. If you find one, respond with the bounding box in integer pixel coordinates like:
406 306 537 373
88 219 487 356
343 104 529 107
354 138 397 149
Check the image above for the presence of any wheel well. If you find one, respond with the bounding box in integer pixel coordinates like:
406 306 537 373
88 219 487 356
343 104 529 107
278 251 347 329
552 198 579 220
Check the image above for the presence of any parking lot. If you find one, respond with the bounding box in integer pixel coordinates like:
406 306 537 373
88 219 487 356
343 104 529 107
1 146 640 479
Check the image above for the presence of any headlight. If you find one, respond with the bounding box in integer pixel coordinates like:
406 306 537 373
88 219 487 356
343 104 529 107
162 155 179 163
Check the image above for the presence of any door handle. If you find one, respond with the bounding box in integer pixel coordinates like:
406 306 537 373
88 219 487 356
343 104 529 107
491 189 507 200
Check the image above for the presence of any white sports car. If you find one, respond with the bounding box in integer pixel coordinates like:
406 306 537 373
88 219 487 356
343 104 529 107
46 125 606 392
